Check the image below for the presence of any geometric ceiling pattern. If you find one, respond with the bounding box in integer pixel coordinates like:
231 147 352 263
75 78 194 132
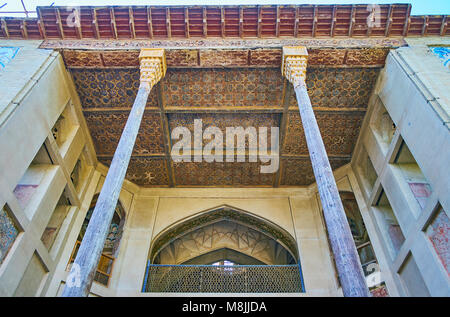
18 4 423 187
71 55 380 187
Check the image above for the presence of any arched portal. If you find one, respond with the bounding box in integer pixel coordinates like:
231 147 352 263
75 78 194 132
143 206 304 293
149 205 299 265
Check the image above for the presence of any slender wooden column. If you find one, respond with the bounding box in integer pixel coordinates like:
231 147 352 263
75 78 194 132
62 49 166 297
282 47 369 297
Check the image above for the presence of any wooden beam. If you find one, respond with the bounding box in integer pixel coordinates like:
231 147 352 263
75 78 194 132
147 7 153 39
129 7 136 39
385 4 393 37
331 5 337 37
21 20 28 39
282 46 369 297
185 7 189 38
110 8 118 39
61 49 166 297
367 6 373 36
36 7 47 39
166 7 172 38
202 7 207 38
312 5 318 37
239 6 243 38
422 16 429 35
93 8 100 39
349 5 355 37
75 8 82 39
56 8 65 39
402 4 412 36
1 18 9 38
440 16 448 36
276 6 280 37
257 5 262 38
294 6 299 38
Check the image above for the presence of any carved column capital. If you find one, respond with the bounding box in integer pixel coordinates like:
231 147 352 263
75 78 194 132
139 48 166 90
281 46 308 88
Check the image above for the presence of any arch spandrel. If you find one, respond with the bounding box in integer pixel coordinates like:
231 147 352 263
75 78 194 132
149 205 299 264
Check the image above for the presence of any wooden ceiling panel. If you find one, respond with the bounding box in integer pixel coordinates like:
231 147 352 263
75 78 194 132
173 161 275 186
168 112 281 150
84 111 165 156
282 111 365 156
99 157 170 186
71 64 379 187
71 69 159 109
280 157 349 186
163 68 284 108
289 68 381 109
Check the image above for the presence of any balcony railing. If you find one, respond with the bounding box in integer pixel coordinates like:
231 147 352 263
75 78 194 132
143 264 304 293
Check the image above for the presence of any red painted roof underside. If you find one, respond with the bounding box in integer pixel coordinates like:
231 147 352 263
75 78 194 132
0 4 449 40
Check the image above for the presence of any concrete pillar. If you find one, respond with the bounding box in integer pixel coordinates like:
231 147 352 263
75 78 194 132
282 46 369 297
62 49 166 297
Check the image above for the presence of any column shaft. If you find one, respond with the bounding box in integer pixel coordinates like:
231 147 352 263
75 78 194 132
62 83 151 297
294 83 369 297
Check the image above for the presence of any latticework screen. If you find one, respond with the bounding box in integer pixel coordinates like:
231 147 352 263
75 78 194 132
144 264 304 293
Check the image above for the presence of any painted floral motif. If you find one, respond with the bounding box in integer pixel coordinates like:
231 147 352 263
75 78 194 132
408 182 432 210
426 208 450 275
370 284 389 297
13 184 38 210
430 46 450 69
0 47 19 70
0 206 19 265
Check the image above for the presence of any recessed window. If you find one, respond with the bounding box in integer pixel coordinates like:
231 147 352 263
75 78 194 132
370 100 396 152
13 143 54 212
398 254 430 297
51 101 79 156
394 140 432 210
41 188 72 251
425 205 449 275
357 147 378 195
70 146 92 194
374 190 405 259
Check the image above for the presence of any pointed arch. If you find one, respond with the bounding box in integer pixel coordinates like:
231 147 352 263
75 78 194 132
149 205 299 265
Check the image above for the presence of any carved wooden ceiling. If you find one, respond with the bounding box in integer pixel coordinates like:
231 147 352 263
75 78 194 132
1 4 449 40
11 4 441 186
61 43 390 187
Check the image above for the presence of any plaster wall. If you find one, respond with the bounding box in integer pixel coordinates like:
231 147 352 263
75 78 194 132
351 37 450 297
0 40 98 296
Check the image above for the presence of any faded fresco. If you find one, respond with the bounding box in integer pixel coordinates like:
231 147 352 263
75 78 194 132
430 46 450 69
426 208 450 274
0 206 19 265
0 47 19 70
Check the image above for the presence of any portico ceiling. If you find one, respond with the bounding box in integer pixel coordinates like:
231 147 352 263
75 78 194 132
21 4 444 187
63 44 387 187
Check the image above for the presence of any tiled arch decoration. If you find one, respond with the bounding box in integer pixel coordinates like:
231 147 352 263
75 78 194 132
149 205 299 263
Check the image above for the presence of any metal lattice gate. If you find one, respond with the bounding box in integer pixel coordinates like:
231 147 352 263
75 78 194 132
143 264 304 293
